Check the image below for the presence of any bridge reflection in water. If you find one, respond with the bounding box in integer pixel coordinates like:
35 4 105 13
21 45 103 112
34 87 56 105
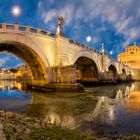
0 81 140 136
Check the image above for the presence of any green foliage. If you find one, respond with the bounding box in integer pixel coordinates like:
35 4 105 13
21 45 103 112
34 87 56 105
29 126 95 140
4 127 14 140
119 135 140 140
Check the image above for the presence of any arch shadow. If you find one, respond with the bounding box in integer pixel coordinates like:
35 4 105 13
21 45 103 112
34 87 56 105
108 64 117 79
0 42 48 81
74 56 99 82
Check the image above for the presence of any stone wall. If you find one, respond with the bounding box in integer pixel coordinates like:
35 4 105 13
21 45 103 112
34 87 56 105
48 66 76 83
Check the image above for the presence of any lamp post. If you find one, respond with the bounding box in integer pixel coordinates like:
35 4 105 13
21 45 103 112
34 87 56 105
11 6 21 24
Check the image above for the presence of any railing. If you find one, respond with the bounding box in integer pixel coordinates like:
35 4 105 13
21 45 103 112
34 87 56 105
0 23 56 38
68 39 101 55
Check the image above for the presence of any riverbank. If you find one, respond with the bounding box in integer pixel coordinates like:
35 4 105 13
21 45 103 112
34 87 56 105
0 110 94 140
0 111 139 140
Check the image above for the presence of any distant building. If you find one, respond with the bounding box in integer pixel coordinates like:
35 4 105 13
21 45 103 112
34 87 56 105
118 43 140 69
0 66 5 79
118 43 140 80
15 65 31 79
0 66 15 79
0 65 31 80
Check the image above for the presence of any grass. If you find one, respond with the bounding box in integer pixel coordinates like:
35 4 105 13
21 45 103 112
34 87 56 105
29 126 96 140
3 112 140 140
4 124 96 140
2 112 96 140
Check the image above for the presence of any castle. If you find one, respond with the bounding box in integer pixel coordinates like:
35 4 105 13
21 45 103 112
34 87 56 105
118 42 140 80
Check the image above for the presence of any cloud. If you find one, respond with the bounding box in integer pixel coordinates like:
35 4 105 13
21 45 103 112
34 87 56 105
116 16 133 34
43 9 57 23
0 56 10 66
122 27 140 48
75 7 84 19
15 62 24 68
38 2 74 26
59 4 74 25
92 36 99 44
38 0 140 50
75 0 139 46
90 1 140 47
0 53 24 68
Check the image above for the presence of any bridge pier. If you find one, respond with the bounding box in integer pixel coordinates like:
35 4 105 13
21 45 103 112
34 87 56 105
48 65 76 84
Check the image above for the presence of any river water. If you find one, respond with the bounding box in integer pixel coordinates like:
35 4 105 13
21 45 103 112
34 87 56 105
0 80 140 138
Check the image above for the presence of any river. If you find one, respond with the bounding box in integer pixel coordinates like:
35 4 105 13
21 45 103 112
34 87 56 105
0 80 139 138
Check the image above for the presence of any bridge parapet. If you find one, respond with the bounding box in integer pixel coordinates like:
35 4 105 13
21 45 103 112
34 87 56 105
68 39 102 56
0 23 56 38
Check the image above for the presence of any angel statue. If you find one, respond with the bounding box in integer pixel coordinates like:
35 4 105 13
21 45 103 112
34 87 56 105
56 16 64 35
57 16 64 27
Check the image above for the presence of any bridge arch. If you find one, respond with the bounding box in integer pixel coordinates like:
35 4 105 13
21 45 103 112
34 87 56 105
71 50 101 72
74 56 99 82
122 68 126 74
0 34 49 81
108 64 117 79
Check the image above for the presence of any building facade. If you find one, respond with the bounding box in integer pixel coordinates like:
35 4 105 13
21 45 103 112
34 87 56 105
16 65 31 79
118 43 140 80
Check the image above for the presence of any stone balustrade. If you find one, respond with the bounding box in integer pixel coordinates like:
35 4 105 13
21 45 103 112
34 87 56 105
0 23 55 38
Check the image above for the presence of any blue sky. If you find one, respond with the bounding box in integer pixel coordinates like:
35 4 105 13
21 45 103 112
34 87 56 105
0 0 140 68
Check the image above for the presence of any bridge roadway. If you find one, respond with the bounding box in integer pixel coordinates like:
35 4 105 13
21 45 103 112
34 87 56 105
0 23 132 85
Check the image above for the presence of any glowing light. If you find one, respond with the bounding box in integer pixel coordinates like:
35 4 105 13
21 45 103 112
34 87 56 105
101 96 105 102
132 73 134 76
17 83 22 90
11 6 21 17
110 51 113 55
109 106 114 121
86 36 92 42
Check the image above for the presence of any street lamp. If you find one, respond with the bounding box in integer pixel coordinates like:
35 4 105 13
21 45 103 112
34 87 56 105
11 6 21 24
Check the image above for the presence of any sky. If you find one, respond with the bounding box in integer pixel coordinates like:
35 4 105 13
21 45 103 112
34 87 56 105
0 0 140 68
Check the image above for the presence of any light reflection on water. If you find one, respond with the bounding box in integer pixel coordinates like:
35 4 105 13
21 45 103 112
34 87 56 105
1 81 140 137
0 81 31 113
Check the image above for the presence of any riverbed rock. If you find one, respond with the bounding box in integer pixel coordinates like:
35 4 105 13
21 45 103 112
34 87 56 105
4 112 14 119
33 123 41 128
25 128 31 135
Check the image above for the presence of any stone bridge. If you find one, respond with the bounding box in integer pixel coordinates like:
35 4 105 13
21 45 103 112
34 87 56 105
0 22 131 84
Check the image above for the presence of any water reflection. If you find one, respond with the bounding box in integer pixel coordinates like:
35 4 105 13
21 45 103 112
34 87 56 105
0 80 23 91
0 80 31 113
27 92 98 129
124 91 140 112
1 81 140 136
